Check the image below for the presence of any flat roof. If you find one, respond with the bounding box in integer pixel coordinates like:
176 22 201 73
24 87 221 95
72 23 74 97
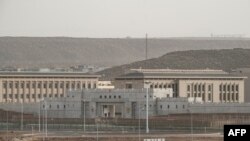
0 71 101 78
116 72 248 79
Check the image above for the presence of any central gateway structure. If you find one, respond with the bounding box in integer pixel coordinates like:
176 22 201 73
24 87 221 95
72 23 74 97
43 89 175 118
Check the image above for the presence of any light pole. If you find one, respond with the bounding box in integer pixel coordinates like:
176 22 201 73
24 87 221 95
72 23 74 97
45 100 47 137
39 99 41 132
21 98 23 131
82 89 86 132
144 81 151 134
188 109 193 141
6 99 11 141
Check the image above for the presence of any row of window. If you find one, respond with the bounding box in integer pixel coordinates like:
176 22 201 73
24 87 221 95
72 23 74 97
159 104 186 110
3 81 96 89
219 84 239 92
150 83 177 90
3 93 64 99
187 93 212 101
42 104 71 109
99 95 122 99
187 84 212 92
219 93 239 101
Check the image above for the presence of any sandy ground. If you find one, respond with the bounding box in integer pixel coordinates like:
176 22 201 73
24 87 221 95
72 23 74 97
0 131 223 141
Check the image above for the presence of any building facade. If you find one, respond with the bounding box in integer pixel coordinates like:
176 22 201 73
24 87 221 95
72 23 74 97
0 72 100 103
115 69 247 103
41 89 176 119
38 89 250 119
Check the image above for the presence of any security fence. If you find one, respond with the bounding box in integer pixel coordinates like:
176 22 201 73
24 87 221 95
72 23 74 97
1 109 250 134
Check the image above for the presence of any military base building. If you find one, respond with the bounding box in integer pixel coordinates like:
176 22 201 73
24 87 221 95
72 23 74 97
115 69 247 103
0 72 100 103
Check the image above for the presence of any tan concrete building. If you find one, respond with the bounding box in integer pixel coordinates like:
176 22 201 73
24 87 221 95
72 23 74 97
0 72 100 103
115 69 247 103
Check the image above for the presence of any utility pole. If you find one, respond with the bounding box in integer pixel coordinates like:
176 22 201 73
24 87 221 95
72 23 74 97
145 34 148 60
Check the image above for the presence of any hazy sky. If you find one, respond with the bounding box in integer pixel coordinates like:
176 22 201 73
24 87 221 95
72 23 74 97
0 0 250 37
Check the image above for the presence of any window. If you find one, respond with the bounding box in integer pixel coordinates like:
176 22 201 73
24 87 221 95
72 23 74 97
60 94 64 97
57 105 60 109
100 95 102 99
167 105 170 109
176 105 178 109
32 82 36 88
38 82 41 88
194 85 197 91
155 85 158 88
55 83 58 89
183 105 185 109
88 83 91 89
32 94 35 98
227 93 230 101
15 94 18 99
3 94 7 99
232 93 235 101
236 93 239 101
44 83 47 88
71 83 75 89
21 82 24 88
150 85 153 88
60 82 64 88
26 83 30 88
208 85 212 91
64 105 66 109
82 83 86 89
232 85 235 91
109 95 111 99
114 95 116 99
9 82 13 88
38 94 41 98
227 85 230 91
159 85 162 88
77 82 80 89
223 85 226 91
66 83 69 89
3 82 7 89
15 82 18 89
49 82 52 88
125 83 132 89
93 83 96 89
187 85 190 91
160 105 162 109
104 95 107 99
236 85 239 91
118 95 121 99
202 85 205 91
208 93 211 101
164 85 167 89
26 94 30 98
187 93 190 97
219 85 222 91
198 85 201 91
219 93 222 101
223 93 226 101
